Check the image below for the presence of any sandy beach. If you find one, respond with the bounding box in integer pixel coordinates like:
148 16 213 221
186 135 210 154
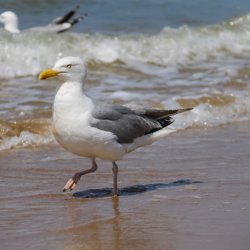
0 122 249 250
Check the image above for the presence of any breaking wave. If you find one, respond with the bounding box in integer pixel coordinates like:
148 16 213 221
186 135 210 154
0 12 250 78
0 88 249 151
0 119 52 151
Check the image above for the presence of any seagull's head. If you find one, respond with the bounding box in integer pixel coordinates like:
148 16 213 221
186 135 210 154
39 57 87 83
0 11 19 32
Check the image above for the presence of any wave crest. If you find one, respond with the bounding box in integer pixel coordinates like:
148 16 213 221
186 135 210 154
1 13 250 78
0 119 52 151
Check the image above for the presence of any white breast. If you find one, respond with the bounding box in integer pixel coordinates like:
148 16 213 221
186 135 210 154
52 82 126 161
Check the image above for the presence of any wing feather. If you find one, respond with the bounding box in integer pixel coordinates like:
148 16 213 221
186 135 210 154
91 104 192 143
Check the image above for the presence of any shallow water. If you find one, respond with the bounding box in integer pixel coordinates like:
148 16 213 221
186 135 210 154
0 123 249 250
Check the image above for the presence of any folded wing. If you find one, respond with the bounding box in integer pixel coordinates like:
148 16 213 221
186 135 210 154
91 104 192 143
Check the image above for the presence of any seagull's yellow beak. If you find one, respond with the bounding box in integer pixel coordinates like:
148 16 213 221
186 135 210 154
39 68 59 80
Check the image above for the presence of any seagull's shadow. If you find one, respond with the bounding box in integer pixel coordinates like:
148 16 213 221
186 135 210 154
73 179 202 198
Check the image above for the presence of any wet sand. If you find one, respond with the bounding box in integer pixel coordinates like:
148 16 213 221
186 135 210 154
0 122 249 250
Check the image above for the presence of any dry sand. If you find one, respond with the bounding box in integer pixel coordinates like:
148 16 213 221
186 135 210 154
0 122 249 250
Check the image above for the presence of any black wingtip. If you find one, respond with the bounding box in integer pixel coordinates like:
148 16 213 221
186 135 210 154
56 5 81 24
69 17 82 26
63 188 66 192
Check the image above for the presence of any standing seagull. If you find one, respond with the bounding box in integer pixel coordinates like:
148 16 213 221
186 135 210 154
39 57 192 196
0 6 86 34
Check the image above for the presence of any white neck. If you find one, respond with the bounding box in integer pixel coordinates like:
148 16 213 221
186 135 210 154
6 24 20 33
53 81 93 121
4 18 20 33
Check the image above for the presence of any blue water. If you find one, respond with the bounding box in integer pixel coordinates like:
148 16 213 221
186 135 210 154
1 0 250 34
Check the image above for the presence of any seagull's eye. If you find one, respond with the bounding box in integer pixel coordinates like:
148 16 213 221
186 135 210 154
66 64 72 69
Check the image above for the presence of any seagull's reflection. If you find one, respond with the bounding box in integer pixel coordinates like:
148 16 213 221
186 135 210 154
111 196 121 250
63 192 122 250
63 179 200 249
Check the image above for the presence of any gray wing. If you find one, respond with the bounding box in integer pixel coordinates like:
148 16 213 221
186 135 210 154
91 104 178 143
25 6 86 33
29 23 71 33
49 6 87 33
50 6 80 24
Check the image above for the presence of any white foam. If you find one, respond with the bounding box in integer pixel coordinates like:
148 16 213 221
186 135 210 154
0 131 53 151
1 14 250 78
168 91 250 130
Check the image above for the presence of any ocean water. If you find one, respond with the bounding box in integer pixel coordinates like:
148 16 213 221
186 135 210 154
0 0 250 151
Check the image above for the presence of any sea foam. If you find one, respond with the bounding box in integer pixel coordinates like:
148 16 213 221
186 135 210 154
0 13 250 78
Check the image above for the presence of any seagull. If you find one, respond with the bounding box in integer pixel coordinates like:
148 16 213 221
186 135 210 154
39 56 192 196
0 6 86 34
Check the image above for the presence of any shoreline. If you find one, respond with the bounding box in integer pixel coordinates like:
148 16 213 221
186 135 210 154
0 122 249 250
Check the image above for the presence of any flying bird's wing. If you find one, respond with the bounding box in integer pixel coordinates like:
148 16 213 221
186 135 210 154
50 5 80 24
47 5 87 33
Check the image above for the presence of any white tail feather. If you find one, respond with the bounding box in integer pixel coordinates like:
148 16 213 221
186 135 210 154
124 128 176 153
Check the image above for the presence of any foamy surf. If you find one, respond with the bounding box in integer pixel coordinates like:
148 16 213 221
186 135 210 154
0 131 53 151
0 119 53 151
0 12 250 78
0 87 249 152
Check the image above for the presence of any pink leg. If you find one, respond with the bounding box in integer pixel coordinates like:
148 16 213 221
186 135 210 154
63 159 98 192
